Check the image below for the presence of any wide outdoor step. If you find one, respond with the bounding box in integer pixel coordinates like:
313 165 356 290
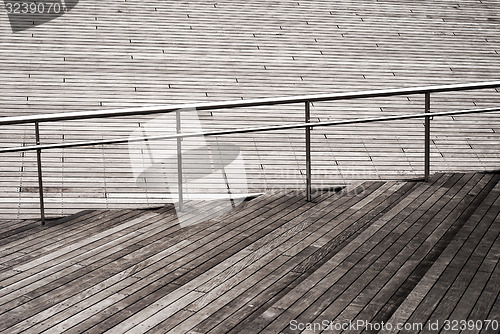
2 0 500 220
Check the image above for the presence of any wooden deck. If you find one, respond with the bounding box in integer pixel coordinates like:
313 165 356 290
0 172 498 333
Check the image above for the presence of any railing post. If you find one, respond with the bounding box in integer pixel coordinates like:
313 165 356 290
176 110 184 211
305 101 312 201
34 122 46 225
424 92 431 182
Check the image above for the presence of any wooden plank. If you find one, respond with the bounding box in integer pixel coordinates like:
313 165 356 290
383 184 500 332
259 174 454 332
0 210 177 330
353 174 491 326
184 184 385 333
427 181 500 325
56 192 304 333
467 237 500 323
297 174 474 326
396 176 500 330
88 184 372 332
165 185 381 332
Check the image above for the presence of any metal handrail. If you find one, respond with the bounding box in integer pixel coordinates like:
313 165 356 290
1 106 499 154
1 81 500 224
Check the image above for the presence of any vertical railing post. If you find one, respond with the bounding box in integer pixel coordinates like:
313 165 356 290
424 92 431 182
305 101 312 201
176 110 184 211
34 122 46 225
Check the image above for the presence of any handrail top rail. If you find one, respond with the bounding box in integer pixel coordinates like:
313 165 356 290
1 80 500 126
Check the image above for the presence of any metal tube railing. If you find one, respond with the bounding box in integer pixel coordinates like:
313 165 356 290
176 110 184 212
305 101 312 202
34 122 46 225
424 93 431 182
3 106 499 154
1 81 500 224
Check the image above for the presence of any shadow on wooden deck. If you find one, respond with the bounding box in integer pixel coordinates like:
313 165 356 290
0 173 499 333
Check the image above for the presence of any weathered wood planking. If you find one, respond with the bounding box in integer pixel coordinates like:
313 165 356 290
0 172 498 333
